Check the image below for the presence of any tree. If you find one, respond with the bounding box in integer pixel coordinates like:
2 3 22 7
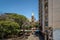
0 13 29 28
34 21 39 28
0 13 29 38
0 21 20 38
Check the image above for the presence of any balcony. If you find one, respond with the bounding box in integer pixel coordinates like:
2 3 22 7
44 1 48 8
44 7 48 13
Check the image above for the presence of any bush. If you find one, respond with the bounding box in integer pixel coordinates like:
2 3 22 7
24 25 33 30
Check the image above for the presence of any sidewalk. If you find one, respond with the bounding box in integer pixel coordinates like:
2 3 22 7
26 34 39 40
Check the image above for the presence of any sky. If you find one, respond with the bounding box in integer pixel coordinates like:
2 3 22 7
0 0 38 20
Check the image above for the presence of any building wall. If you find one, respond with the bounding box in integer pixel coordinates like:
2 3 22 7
39 0 60 29
48 0 60 28
53 0 60 28
48 0 53 27
39 0 48 31
39 0 43 31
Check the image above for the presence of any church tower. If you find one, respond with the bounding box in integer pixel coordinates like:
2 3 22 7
31 12 34 23
31 12 35 27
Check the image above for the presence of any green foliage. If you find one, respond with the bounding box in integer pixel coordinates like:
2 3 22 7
0 13 29 38
0 21 20 38
24 26 29 30
24 25 33 30
35 23 39 28
4 13 28 27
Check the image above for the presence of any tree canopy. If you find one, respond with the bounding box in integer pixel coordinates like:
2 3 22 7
0 13 29 27
0 21 20 38
0 13 29 38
